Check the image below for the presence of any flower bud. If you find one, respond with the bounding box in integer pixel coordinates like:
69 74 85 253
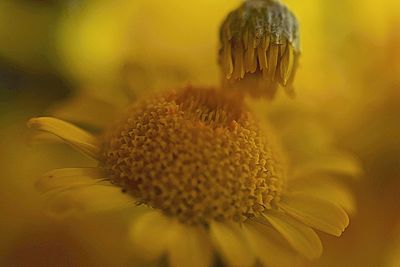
219 0 300 98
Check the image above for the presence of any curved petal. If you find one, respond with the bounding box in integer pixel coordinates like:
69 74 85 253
210 221 255 267
243 220 299 267
28 132 65 145
36 167 105 193
129 211 172 261
279 193 349 237
27 117 100 159
264 211 322 260
288 176 356 213
167 222 213 267
44 183 133 217
292 153 362 180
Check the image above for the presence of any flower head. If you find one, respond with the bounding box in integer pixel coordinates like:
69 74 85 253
27 86 358 267
219 0 300 98
101 87 286 224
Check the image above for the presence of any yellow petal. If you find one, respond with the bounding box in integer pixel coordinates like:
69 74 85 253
242 28 249 50
280 44 294 86
264 211 322 260
257 45 268 71
130 211 171 261
292 153 362 180
45 183 132 216
167 222 213 267
27 117 100 159
28 132 64 145
245 37 256 73
247 35 258 73
262 35 271 50
267 44 279 81
232 43 245 80
283 53 299 97
210 222 255 267
223 41 234 79
243 220 299 267
36 167 104 193
288 176 356 214
279 40 288 58
279 193 349 237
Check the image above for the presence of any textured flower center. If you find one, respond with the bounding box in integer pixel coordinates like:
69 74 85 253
101 87 286 224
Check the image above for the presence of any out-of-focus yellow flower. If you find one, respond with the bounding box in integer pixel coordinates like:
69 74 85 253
0 91 138 267
311 23 400 266
385 223 400 267
0 1 61 73
56 0 241 99
129 0 241 88
351 0 400 41
322 22 400 185
27 85 359 267
274 2 400 266
57 0 138 91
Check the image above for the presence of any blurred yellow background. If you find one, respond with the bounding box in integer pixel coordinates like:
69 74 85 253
0 0 399 266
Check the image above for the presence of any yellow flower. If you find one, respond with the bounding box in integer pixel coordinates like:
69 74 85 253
385 224 400 267
56 0 241 98
219 0 300 98
28 86 358 267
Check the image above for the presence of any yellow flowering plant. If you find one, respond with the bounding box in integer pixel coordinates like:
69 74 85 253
26 1 361 266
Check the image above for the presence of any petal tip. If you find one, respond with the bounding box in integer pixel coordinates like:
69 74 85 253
27 117 40 128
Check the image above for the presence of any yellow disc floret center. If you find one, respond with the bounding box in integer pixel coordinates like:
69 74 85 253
101 87 286 224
